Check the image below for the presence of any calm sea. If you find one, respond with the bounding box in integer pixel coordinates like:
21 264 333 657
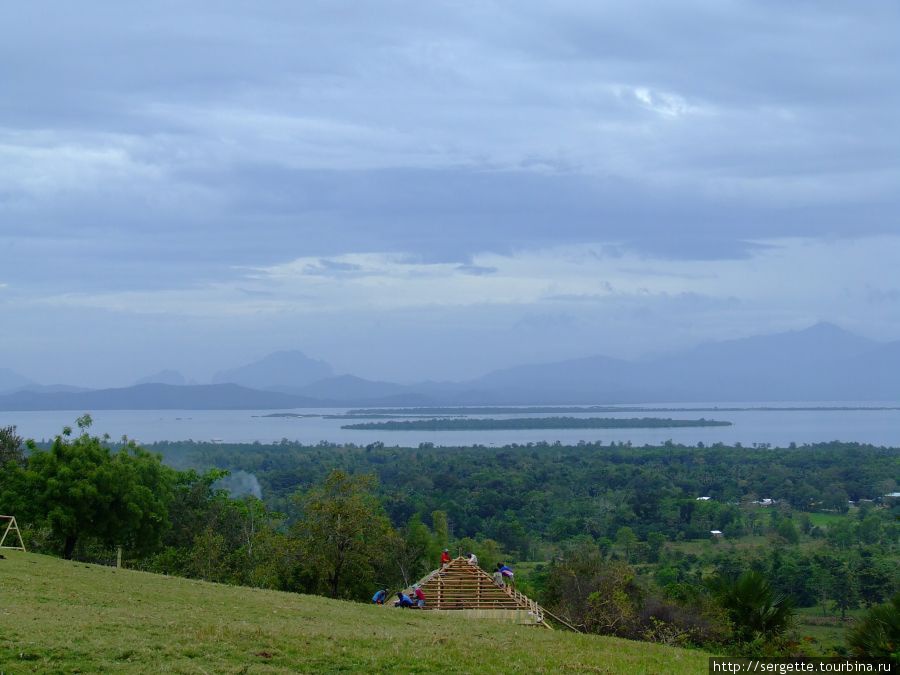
3 402 899 448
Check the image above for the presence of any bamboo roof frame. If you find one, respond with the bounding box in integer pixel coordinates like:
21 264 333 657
406 557 580 631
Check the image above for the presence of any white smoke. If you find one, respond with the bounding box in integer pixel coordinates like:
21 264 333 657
216 470 263 499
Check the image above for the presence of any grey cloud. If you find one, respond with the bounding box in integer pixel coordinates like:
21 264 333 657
237 287 277 298
866 287 900 304
513 312 582 331
306 259 364 276
0 1 898 385
456 264 498 276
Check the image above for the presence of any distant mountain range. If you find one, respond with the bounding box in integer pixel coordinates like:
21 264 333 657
134 370 188 386
0 367 36 393
1 323 898 410
0 383 322 411
212 350 333 390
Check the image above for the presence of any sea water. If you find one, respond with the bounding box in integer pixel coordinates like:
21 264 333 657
3 402 899 448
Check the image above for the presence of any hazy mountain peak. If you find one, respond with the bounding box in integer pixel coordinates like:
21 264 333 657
804 320 843 332
800 322 879 345
212 350 334 389
665 322 874 359
0 367 36 394
135 369 187 386
771 322 874 351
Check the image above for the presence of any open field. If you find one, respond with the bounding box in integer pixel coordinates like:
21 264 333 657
802 511 854 528
0 551 712 674
793 607 863 657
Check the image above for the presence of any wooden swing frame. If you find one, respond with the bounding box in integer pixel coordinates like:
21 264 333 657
0 515 26 551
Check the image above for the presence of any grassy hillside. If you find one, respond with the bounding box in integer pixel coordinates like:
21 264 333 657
0 551 711 673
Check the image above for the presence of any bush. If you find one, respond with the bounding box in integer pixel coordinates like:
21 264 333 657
847 594 900 664
713 570 794 645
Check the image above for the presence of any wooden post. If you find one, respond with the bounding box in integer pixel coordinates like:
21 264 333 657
116 546 122 569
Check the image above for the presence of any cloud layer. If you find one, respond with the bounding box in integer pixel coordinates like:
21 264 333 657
1 1 898 384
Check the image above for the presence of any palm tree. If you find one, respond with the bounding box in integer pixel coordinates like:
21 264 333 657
714 571 794 644
847 594 899 665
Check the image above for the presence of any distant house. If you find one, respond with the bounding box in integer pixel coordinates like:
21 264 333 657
753 498 775 507
696 496 711 501
885 492 900 498
710 530 724 538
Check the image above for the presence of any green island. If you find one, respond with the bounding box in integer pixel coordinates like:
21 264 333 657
255 413 320 418
340 415 733 430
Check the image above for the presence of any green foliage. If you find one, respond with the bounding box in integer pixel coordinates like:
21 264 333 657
543 540 728 646
390 514 433 587
775 518 800 544
713 571 794 644
141 467 302 591
293 469 393 599
0 424 25 467
543 539 625 632
156 439 898 554
857 554 897 608
5 420 175 559
454 536 505 572
8 427 898 658
431 510 449 553
847 593 900 664
586 562 642 635
615 526 639 562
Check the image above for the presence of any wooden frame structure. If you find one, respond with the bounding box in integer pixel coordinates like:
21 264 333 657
408 557 578 630
0 515 25 551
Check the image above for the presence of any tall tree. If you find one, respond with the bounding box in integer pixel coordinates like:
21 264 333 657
391 515 432 587
294 470 392 599
11 416 175 558
0 425 24 466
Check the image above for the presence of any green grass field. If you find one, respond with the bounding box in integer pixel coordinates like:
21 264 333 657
801 511 852 528
0 551 712 673
793 606 862 657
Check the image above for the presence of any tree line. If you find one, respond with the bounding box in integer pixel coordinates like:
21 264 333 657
0 419 444 601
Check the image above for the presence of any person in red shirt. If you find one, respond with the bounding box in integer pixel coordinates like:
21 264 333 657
440 549 451 566
413 585 426 608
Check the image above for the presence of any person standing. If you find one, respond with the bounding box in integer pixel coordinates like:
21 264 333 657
440 549 451 567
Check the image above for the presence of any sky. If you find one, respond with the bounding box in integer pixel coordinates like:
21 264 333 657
1 1 899 386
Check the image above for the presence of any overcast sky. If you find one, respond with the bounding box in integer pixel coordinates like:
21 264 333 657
2 1 899 386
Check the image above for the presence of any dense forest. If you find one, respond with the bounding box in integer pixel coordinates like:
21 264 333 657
163 438 897 544
2 422 898 660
